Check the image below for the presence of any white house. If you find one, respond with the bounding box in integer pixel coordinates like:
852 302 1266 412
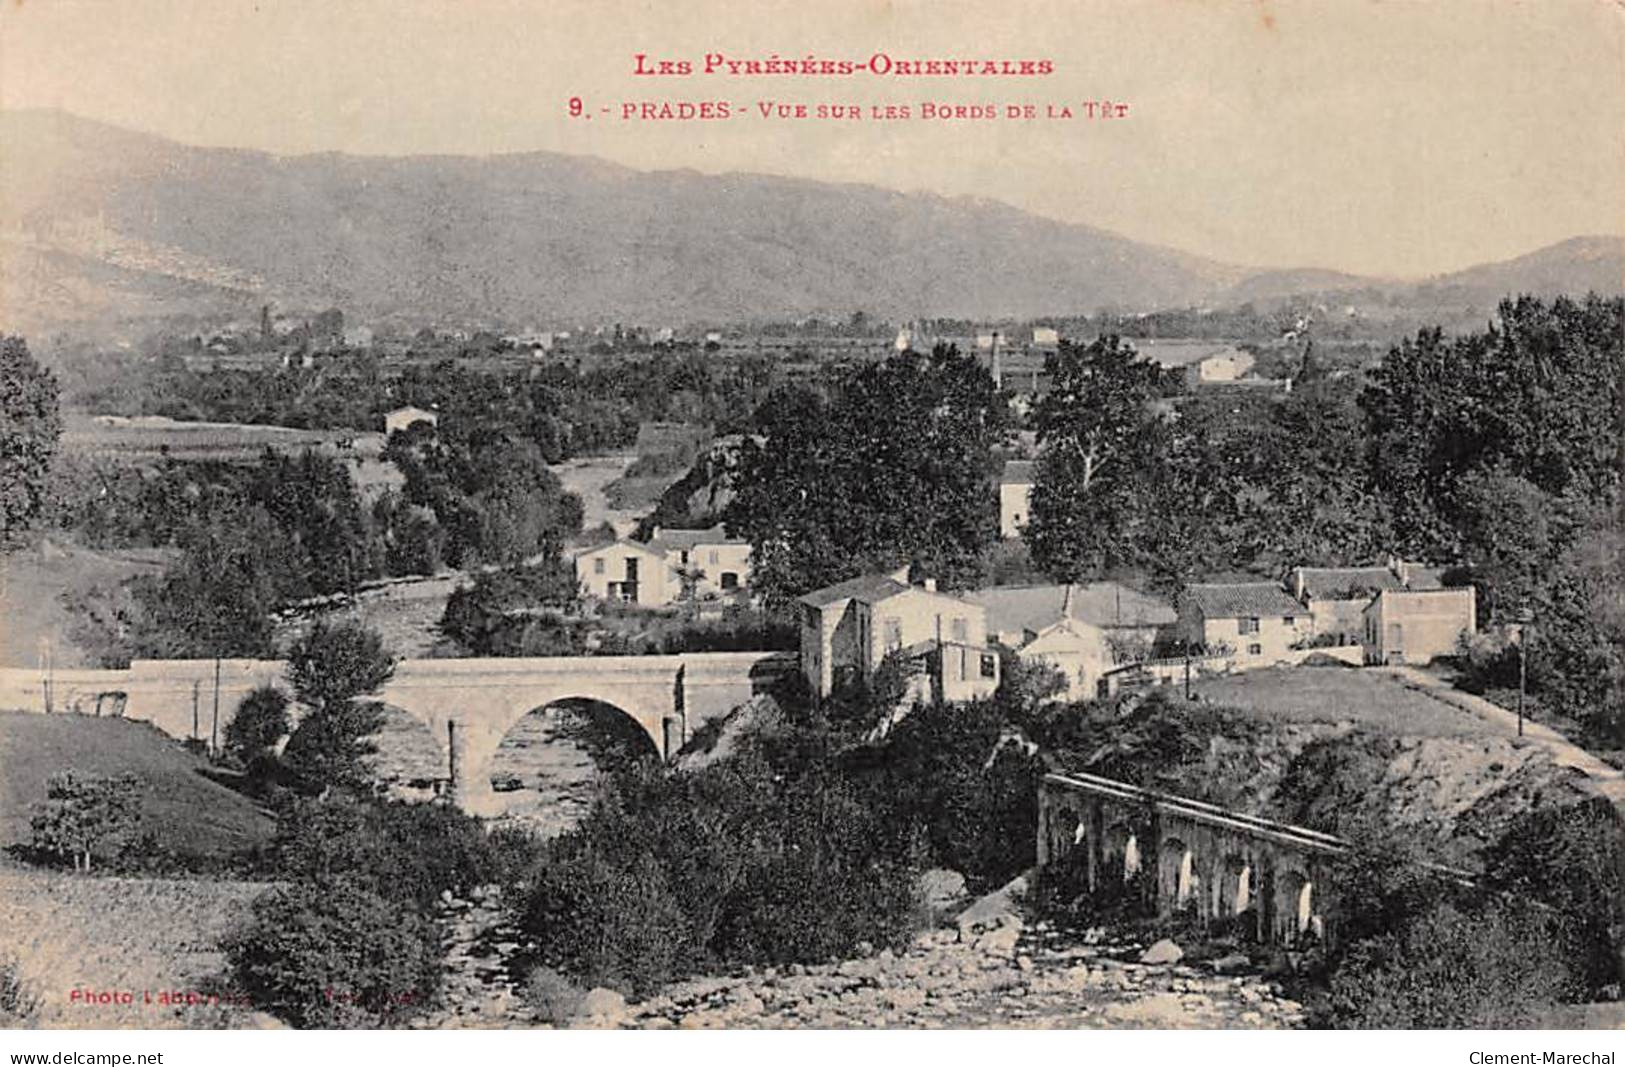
999 460 1036 539
1362 587 1476 665
1032 326 1060 346
1179 582 1310 665
798 569 999 703
648 524 752 598
384 406 439 436
573 540 674 607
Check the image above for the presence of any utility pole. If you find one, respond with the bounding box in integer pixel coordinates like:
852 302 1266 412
1184 641 1193 701
1515 607 1533 738
212 657 222 757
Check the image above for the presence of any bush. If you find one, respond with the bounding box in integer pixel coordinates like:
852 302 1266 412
1319 899 1579 1028
519 845 689 997
270 794 506 912
522 965 584 1025
225 686 291 764
223 877 441 1028
28 771 141 872
0 954 37 1025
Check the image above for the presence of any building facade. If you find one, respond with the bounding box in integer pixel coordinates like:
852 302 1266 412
1000 460 1036 539
1180 582 1311 665
1362 587 1477 665
648 525 752 598
573 540 675 607
798 570 999 703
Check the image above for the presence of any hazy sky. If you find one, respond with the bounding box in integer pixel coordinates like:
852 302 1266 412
3 0 1622 277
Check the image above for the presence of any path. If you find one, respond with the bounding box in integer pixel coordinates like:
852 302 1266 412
1382 666 1625 808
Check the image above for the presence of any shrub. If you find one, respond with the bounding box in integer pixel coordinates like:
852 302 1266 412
522 965 585 1025
1318 899 1579 1028
225 685 291 764
519 845 688 997
0 953 37 1025
28 771 141 872
1480 797 1624 992
222 876 440 1028
271 794 504 912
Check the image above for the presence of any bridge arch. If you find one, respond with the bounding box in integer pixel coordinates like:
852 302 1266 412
1159 836 1195 911
482 697 662 824
1276 868 1316 943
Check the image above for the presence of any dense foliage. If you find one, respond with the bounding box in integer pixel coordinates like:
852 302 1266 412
1025 297 1623 739
727 345 1012 603
0 335 63 544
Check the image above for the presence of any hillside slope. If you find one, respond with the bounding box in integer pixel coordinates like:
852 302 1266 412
0 711 273 856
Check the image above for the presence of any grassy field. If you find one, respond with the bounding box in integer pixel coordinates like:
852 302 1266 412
0 538 172 668
1191 665 1498 737
0 865 273 1028
0 711 274 855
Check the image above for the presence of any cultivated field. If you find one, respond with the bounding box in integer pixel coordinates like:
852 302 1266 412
60 412 345 461
1191 666 1499 737
0 864 274 1029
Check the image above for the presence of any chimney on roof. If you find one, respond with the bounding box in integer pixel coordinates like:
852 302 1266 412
923 577 937 593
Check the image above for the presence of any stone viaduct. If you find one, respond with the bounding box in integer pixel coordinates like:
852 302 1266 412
1037 770 1351 946
0 652 795 815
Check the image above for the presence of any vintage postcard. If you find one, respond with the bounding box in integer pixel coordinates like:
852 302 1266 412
0 0 1622 1049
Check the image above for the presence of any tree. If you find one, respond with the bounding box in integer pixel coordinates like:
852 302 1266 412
282 620 396 792
0 335 62 544
1025 337 1167 580
123 506 294 659
225 686 292 764
727 345 1010 602
28 772 141 872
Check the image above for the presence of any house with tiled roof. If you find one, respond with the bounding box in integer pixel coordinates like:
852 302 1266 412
966 582 1177 701
1179 581 1310 665
797 568 998 702
647 524 751 599
1288 558 1467 656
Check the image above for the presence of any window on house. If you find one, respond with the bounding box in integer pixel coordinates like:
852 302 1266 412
680 550 690 566
593 558 605 575
951 617 968 642
1239 617 1260 635
884 618 903 652
709 550 720 565
981 654 998 679
1248 643 1262 656
1283 616 1297 626
720 572 739 590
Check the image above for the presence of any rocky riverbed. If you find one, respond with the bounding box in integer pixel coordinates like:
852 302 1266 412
418 882 1306 1030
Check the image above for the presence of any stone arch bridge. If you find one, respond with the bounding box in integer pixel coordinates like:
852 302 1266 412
0 652 795 815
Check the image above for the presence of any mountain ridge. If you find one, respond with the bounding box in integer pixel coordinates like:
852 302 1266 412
1 110 1619 333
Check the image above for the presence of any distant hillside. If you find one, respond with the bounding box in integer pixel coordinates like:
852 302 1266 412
1 110 1618 335
1 110 1243 332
